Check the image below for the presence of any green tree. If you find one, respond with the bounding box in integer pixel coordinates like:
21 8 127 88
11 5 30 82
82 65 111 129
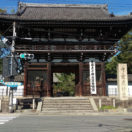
0 59 2 74
10 9 15 14
0 8 6 14
105 30 132 74
0 8 5 74
53 73 75 96
105 56 118 74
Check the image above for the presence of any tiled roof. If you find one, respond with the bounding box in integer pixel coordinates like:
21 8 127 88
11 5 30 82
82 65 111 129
0 2 132 21
17 3 110 20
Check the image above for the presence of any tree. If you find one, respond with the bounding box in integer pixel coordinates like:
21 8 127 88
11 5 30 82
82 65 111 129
105 30 132 74
0 59 2 74
53 73 75 96
0 8 6 14
105 56 118 75
0 8 16 75
10 9 15 14
0 8 6 74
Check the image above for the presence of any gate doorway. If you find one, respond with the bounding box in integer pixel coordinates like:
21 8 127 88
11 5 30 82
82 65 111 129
51 64 79 97
53 73 75 97
24 62 106 97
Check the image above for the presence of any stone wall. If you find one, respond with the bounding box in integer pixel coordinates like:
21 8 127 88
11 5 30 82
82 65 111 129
93 97 113 108
93 97 132 109
115 98 132 108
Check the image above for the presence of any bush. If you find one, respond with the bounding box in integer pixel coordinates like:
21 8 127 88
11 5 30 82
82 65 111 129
100 105 116 111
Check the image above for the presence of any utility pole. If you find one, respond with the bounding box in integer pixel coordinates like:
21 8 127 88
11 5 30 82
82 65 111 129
9 22 16 113
10 21 16 76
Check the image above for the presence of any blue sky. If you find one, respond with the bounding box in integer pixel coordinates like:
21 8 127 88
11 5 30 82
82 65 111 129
0 0 132 15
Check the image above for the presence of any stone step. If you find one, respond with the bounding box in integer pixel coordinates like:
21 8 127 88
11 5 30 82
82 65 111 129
42 107 93 110
42 109 93 112
42 110 94 113
42 107 92 110
40 112 94 115
42 108 93 111
43 102 90 105
43 104 91 106
43 102 91 104
41 97 94 114
43 100 90 103
43 98 89 100
42 105 92 109
42 97 89 99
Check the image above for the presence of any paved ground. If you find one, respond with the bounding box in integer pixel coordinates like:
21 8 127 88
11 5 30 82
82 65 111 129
0 115 18 125
0 114 132 132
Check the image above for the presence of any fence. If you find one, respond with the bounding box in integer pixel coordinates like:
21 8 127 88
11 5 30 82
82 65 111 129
0 85 24 97
107 83 132 97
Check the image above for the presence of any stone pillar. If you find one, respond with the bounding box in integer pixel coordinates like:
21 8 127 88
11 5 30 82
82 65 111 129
9 89 13 113
117 63 128 100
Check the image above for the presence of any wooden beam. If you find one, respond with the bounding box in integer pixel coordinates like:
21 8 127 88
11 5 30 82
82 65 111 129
26 68 47 70
15 49 115 53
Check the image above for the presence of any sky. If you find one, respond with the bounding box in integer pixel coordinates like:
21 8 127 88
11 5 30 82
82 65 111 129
0 0 132 15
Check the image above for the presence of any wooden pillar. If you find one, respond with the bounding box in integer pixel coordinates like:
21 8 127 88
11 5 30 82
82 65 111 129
101 62 106 96
24 63 28 96
75 71 79 96
47 62 51 97
79 62 83 96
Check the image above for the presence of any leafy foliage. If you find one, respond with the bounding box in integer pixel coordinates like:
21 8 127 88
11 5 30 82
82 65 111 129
100 105 116 111
0 8 6 14
105 30 132 74
53 73 75 96
10 9 15 14
0 59 2 74
105 57 118 75
0 8 6 74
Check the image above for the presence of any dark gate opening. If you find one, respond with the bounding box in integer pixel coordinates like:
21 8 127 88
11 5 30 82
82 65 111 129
53 73 75 97
51 64 79 97
24 62 106 97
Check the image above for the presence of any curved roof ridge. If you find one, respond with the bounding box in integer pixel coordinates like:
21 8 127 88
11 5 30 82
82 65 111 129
19 2 108 9
0 2 132 22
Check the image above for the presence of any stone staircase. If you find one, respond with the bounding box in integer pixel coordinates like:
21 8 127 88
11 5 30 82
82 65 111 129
41 97 96 115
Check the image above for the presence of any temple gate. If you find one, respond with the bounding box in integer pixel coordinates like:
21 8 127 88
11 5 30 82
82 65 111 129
0 3 132 97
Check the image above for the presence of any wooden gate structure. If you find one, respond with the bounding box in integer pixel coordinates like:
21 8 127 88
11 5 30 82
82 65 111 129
0 3 132 97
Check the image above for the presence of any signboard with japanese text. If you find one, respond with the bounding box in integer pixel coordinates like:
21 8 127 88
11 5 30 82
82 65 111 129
89 61 97 94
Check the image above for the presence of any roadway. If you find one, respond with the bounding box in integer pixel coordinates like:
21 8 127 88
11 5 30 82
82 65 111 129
0 114 132 132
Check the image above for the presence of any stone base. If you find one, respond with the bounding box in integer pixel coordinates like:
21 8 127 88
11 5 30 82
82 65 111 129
1 97 9 113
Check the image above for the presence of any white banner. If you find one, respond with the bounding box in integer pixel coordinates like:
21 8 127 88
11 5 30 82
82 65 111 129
89 61 97 94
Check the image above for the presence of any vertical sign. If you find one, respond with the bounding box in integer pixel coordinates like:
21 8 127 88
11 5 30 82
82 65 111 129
89 61 97 94
117 64 128 100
